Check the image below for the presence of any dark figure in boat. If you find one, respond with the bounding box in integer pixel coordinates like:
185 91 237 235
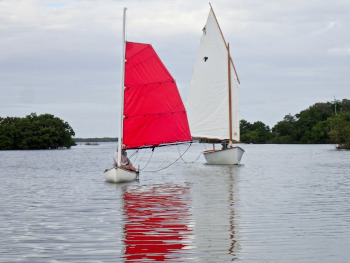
221 141 228 150
113 148 136 172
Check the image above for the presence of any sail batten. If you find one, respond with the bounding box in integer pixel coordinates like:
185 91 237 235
125 110 188 118
125 45 150 62
123 41 192 149
186 7 240 142
126 79 175 89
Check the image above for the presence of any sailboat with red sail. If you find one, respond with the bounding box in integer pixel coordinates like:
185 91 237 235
104 8 192 183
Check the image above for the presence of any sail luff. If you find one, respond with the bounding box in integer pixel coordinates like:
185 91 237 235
118 7 127 167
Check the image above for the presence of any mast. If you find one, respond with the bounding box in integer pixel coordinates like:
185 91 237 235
228 43 233 147
118 7 127 167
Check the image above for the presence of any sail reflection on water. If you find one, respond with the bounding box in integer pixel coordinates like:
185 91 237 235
189 166 240 261
122 184 194 261
120 165 240 261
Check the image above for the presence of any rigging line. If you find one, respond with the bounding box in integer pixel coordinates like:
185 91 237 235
143 144 192 173
177 143 202 163
138 148 149 162
129 149 139 162
138 149 154 171
135 148 150 165
203 143 208 151
129 149 139 159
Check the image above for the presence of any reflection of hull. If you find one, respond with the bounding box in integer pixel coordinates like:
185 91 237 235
103 167 138 183
203 146 244 165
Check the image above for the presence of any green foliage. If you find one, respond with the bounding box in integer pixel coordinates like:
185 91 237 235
239 98 350 148
270 99 350 144
0 113 76 150
271 114 296 143
293 103 333 143
328 112 350 149
240 119 273 143
309 120 331 143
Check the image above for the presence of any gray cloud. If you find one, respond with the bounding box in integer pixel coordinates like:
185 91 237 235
1 0 349 137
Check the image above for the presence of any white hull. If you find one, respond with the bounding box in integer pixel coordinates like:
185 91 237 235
103 167 138 183
203 146 244 165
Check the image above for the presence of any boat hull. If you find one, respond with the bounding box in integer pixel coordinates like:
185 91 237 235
203 146 244 165
103 167 138 183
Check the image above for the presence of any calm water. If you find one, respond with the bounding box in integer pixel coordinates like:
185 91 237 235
1 143 350 262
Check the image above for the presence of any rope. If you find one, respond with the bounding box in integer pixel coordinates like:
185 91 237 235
138 148 155 171
129 149 139 160
177 143 202 163
142 144 192 173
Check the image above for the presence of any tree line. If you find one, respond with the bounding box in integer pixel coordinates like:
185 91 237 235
0 113 76 150
2 99 350 150
240 98 350 149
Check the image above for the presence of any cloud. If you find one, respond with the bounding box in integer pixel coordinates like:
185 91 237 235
327 46 350 56
44 2 68 8
0 0 349 137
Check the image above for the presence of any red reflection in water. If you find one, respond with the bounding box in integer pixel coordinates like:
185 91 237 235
122 185 193 261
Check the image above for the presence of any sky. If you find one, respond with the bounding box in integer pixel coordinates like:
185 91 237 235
1 0 349 138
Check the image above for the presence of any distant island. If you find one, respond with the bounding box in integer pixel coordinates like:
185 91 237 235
84 142 100 146
0 113 76 150
74 137 117 143
1 99 349 150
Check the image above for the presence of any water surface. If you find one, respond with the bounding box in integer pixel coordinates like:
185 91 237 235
1 143 350 262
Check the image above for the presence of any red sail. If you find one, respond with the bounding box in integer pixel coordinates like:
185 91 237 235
123 42 192 149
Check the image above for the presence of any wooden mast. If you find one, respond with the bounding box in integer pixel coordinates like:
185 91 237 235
209 3 235 146
228 43 233 147
117 7 127 167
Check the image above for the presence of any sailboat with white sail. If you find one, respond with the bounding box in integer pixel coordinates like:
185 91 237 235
186 4 244 165
104 8 192 183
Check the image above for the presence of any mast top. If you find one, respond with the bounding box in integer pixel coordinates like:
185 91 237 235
208 3 240 84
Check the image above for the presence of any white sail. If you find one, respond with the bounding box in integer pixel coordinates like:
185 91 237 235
186 7 240 142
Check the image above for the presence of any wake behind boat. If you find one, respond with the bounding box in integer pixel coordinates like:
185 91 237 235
186 4 244 165
104 8 192 183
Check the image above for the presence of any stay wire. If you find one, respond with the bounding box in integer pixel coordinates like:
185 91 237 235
177 143 202 163
138 148 155 171
129 149 139 160
142 143 192 173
